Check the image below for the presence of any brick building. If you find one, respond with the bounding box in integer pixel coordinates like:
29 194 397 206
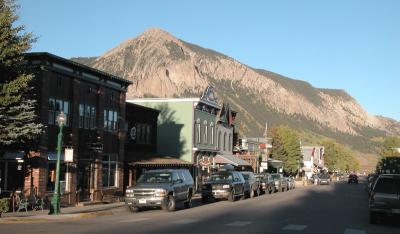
0 52 131 205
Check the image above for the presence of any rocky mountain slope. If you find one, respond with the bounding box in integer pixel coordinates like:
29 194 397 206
71 28 400 153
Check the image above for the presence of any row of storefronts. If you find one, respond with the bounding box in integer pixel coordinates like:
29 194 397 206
0 52 262 205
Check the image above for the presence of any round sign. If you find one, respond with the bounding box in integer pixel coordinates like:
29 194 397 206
130 126 136 140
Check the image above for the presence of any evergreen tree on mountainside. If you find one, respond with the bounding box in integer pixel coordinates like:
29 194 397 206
0 0 43 147
270 126 302 174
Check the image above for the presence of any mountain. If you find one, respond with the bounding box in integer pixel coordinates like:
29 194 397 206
71 28 400 154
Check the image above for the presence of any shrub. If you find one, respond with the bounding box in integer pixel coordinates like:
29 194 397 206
0 198 10 217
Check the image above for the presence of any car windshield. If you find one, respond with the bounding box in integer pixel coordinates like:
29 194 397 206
209 172 233 182
271 174 281 180
137 172 172 183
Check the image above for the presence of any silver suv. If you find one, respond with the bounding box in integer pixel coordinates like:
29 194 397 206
369 174 400 224
125 169 194 212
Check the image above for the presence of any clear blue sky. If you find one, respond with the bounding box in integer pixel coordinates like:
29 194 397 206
17 0 400 121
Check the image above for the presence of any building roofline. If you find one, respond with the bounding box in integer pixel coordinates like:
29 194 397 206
127 98 201 103
25 52 133 86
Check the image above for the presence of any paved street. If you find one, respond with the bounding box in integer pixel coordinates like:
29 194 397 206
1 178 399 234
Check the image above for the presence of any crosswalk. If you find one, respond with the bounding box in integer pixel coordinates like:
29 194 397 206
117 218 367 234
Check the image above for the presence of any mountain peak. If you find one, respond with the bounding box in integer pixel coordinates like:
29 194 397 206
140 27 179 42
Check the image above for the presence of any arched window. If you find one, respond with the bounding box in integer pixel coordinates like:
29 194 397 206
195 119 201 143
217 131 222 150
203 120 208 144
223 132 227 151
228 133 232 151
210 122 214 145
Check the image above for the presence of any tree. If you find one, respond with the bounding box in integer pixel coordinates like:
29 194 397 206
321 139 359 172
270 126 302 174
0 0 43 146
378 136 400 158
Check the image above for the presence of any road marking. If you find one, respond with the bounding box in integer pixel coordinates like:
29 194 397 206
282 224 307 231
170 219 199 224
343 228 366 234
225 221 252 227
118 217 151 223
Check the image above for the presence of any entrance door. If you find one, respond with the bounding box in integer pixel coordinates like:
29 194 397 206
77 162 92 201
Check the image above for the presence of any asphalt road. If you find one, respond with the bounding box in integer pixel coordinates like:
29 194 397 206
2 177 399 234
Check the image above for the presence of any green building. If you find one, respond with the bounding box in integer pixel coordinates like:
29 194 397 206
128 87 222 190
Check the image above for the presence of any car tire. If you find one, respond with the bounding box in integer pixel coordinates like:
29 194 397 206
162 195 176 212
369 211 377 224
269 187 273 194
184 195 192 209
128 206 139 213
201 195 208 203
228 189 235 202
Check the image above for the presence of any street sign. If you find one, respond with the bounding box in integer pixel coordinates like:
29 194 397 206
64 148 74 162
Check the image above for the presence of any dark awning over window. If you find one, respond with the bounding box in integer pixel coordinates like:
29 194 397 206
47 152 65 161
215 154 251 167
2 151 24 160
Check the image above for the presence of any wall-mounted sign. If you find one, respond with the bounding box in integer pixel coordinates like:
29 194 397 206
130 126 137 141
64 148 74 162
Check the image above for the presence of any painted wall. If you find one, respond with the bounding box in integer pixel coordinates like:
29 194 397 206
130 101 194 163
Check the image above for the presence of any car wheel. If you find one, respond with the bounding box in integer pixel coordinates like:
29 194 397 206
228 189 235 202
269 187 273 194
201 195 208 203
369 211 377 224
128 206 139 213
184 195 192 209
162 195 176 211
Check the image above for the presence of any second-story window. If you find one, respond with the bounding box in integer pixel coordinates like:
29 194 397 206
203 120 208 144
104 109 118 132
48 98 69 126
195 119 201 144
210 122 214 145
223 132 227 151
79 104 96 129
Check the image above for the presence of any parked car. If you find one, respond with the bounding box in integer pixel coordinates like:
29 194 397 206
310 174 320 185
255 173 275 194
125 169 194 212
348 173 358 184
286 177 296 189
271 173 288 192
318 174 330 185
240 171 261 198
369 174 400 224
201 170 245 202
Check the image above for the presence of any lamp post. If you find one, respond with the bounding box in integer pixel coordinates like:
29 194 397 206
49 111 66 215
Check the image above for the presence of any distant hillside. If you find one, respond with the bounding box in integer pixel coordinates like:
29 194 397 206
71 28 400 154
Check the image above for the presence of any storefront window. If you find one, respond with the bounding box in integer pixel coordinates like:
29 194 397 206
102 155 117 187
46 163 66 191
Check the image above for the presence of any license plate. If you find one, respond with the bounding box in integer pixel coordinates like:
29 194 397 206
392 209 400 214
139 199 146 204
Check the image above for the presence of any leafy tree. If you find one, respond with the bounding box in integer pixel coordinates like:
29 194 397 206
378 136 400 158
321 140 359 172
270 126 302 174
0 0 43 146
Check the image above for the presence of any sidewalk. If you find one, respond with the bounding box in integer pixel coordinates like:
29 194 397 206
0 202 125 223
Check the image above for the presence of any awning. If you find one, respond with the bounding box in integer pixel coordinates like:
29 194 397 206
214 154 251 167
314 162 324 169
2 151 24 160
267 158 283 168
48 152 65 161
128 155 193 167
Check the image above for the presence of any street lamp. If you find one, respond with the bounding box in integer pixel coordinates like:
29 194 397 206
49 111 66 215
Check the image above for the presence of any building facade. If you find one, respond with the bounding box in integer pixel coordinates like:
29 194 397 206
301 146 325 178
128 86 225 190
0 52 131 205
